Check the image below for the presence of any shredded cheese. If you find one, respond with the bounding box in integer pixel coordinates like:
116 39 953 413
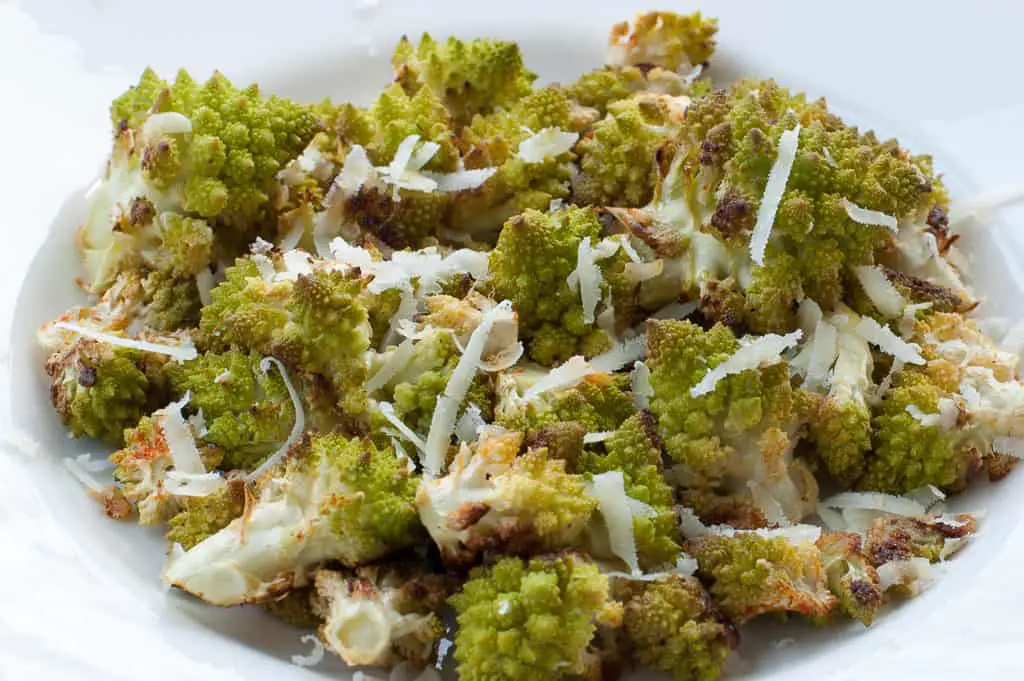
750 124 800 265
246 358 305 482
567 237 619 324
630 360 653 409
377 401 427 454
804 320 838 388
142 111 192 138
423 301 514 477
423 167 498 192
820 491 926 517
523 356 594 400
583 431 615 444
855 317 925 364
877 557 934 593
651 300 699 320
590 334 647 373
842 199 898 233
366 337 416 393
291 634 326 668
853 265 905 318
195 268 214 307
516 128 579 163
587 471 642 575
455 404 486 444
63 456 108 495
54 321 198 361
690 331 802 397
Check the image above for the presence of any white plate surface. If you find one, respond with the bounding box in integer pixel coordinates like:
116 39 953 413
3 2 1024 680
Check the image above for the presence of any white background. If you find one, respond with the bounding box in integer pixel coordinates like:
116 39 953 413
1 0 1024 679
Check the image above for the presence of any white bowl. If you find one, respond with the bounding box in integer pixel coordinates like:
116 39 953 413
6 1 1024 679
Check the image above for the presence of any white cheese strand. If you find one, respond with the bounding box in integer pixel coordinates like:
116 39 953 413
54 321 197 361
843 199 899 233
750 124 800 266
690 331 802 397
855 317 925 364
423 301 513 477
246 358 305 482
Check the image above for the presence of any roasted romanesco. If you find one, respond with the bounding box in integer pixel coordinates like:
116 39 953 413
37 10 1015 681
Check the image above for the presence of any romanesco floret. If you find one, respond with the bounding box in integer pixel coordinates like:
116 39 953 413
687 532 837 624
83 69 321 292
646 319 818 525
815 531 883 626
863 513 978 566
572 97 681 208
522 420 587 469
607 11 719 72
449 89 578 241
581 412 681 570
166 477 246 549
488 208 610 364
496 371 635 435
392 34 536 125
859 370 970 494
417 430 597 566
312 565 447 668
449 553 622 681
565 65 687 117
44 336 169 446
197 254 371 416
615 575 738 681
644 79 946 333
167 350 296 471
164 432 421 606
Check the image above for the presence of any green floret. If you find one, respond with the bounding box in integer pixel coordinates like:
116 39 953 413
497 372 635 435
167 350 296 471
197 256 371 417
582 412 681 570
607 11 718 72
84 68 321 292
687 532 837 624
645 79 943 333
565 65 688 117
572 97 678 208
368 83 460 171
858 309 1024 494
416 430 597 566
166 478 246 549
164 432 421 606
645 319 817 525
43 336 169 446
488 208 609 364
290 89 460 250
523 421 587 470
392 33 536 125
449 553 622 681
859 370 964 493
815 532 883 626
312 565 448 668
141 270 204 331
863 513 978 566
615 576 737 681
449 89 578 241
